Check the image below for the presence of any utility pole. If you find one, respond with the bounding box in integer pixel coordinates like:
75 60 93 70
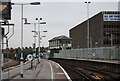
0 22 2 81
12 2 40 77
85 1 91 59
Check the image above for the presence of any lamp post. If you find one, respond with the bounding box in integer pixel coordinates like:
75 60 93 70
85 1 91 48
25 19 46 66
11 2 40 78
39 31 47 62
25 21 39 69
36 18 46 62
32 30 47 64
29 23 37 69
85 1 91 59
32 24 37 69
0 23 2 81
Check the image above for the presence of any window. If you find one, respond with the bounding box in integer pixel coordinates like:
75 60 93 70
103 39 111 45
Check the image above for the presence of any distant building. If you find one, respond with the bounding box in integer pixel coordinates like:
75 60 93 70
49 35 72 57
70 11 120 49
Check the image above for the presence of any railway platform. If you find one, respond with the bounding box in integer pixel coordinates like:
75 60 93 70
3 59 70 81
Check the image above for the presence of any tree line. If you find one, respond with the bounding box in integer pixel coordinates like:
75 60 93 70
3 47 48 62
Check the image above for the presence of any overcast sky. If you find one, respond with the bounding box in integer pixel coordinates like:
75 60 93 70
7 0 120 48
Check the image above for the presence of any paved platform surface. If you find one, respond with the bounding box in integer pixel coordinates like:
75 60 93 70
4 59 69 81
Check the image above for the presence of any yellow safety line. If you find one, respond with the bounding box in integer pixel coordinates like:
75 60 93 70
47 61 54 80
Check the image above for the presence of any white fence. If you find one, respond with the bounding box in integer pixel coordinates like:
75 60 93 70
54 47 120 60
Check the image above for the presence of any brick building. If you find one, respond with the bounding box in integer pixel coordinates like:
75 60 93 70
70 11 120 49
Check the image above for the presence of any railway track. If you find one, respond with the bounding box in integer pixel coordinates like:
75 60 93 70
51 58 120 81
62 64 92 81
77 65 120 81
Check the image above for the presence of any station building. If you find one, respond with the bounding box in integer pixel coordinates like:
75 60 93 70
49 35 72 57
70 11 120 49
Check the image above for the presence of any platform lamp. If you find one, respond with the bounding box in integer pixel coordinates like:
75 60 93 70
11 2 40 78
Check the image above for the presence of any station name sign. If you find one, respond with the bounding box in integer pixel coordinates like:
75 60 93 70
103 14 120 21
0 0 11 20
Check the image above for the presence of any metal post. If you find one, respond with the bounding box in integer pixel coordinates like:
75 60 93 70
110 33 113 59
34 24 37 53
111 33 113 47
85 2 90 49
1 51 3 80
35 18 46 62
38 18 42 63
34 23 37 69
20 4 24 78
6 38 10 78
90 37 92 48
0 23 3 81
85 1 91 58
11 2 40 78
25 21 43 65
87 3 90 49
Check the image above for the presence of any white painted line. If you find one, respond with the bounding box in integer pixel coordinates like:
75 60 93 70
47 61 54 80
56 63 72 81
57 73 64 75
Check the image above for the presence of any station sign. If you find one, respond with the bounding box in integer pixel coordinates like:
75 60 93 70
27 54 33 61
103 14 120 21
0 0 11 20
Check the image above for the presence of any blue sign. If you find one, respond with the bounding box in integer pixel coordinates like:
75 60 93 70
103 14 120 21
40 53 43 56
